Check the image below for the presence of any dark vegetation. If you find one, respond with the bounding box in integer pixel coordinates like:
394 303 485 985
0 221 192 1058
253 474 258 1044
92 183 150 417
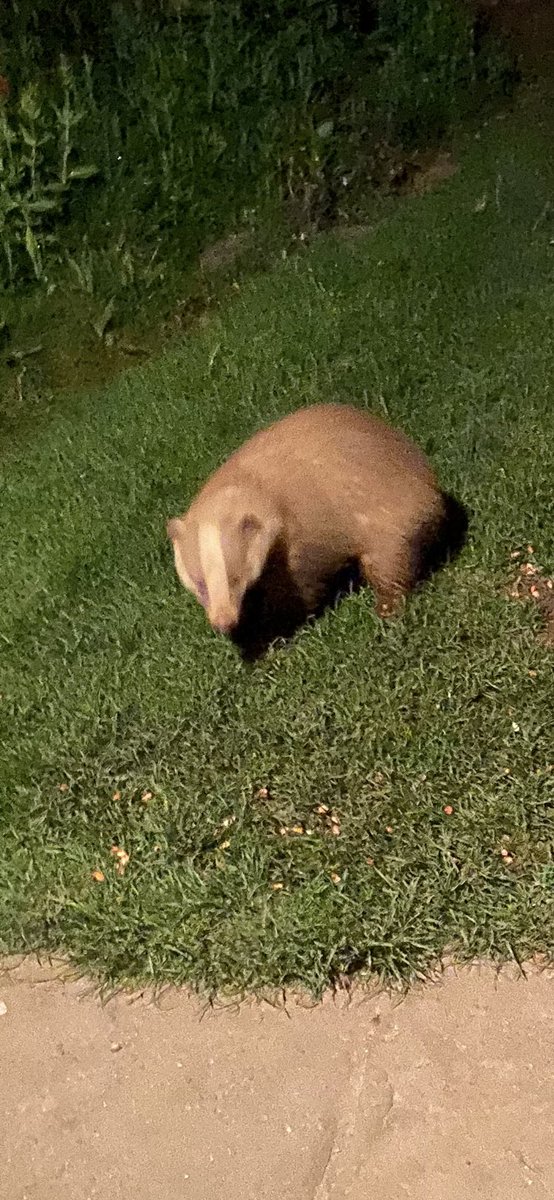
0 0 513 335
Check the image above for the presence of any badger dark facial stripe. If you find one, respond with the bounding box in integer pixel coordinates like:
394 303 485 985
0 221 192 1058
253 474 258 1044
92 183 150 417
194 578 208 607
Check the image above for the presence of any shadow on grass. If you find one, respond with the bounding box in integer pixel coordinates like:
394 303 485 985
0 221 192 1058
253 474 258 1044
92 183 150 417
231 491 470 663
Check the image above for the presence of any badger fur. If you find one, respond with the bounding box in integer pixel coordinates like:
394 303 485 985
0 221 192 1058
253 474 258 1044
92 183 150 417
167 403 466 640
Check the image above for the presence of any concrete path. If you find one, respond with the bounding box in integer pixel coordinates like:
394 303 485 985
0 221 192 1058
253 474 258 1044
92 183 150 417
1 959 553 1199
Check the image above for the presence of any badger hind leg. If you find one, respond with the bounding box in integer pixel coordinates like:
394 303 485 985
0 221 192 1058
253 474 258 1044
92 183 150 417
360 493 464 617
359 513 438 617
360 541 414 618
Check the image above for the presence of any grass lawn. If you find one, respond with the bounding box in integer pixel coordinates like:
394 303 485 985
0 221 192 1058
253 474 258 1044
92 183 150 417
1 89 553 995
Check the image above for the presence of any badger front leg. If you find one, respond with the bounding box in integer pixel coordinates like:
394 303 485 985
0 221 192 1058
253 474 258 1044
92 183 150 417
285 543 332 617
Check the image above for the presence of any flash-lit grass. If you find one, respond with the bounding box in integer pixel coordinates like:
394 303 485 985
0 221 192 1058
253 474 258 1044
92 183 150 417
1 96 553 994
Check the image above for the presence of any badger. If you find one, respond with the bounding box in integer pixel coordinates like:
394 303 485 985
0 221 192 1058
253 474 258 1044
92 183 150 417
167 402 466 639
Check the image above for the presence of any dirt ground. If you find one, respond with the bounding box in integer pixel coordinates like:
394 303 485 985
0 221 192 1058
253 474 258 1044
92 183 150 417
2 958 553 1200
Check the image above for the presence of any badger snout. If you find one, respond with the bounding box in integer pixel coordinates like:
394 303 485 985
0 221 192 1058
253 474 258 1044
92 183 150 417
209 607 239 636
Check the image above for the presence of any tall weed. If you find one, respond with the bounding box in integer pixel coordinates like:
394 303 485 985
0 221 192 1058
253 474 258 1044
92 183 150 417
0 58 96 288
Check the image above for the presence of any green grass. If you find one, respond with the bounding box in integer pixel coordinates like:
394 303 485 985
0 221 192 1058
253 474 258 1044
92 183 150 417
1 91 554 995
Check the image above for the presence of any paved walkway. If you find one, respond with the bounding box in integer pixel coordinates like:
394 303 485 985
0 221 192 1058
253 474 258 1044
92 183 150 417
1 959 552 1199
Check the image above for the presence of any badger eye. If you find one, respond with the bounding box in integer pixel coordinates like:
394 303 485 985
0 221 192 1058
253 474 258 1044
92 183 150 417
193 579 208 606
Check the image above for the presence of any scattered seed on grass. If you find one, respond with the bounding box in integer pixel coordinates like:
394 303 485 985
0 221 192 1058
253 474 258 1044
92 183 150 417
91 869 105 883
141 790 153 803
218 840 231 851
385 825 393 834
270 882 284 891
443 805 454 815
112 791 121 801
110 846 130 876
254 786 269 800
330 872 341 885
59 783 68 793
314 804 342 836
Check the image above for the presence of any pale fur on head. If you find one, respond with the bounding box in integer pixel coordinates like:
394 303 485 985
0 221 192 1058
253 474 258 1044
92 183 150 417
167 482 282 634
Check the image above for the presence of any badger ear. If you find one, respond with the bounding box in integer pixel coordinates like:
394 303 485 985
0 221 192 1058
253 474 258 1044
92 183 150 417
166 517 184 541
241 512 281 578
240 514 262 537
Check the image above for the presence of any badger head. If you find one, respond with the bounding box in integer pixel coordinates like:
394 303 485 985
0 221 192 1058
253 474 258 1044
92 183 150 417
167 484 283 635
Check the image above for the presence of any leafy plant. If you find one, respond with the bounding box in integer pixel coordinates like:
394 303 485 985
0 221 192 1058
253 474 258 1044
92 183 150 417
0 58 97 288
